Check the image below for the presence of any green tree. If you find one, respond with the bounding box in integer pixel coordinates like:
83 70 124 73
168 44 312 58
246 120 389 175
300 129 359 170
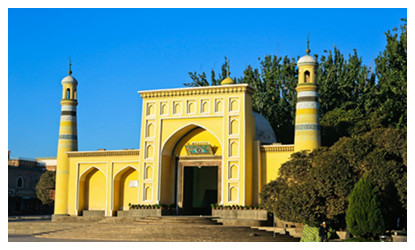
240 55 297 144
184 55 298 144
36 170 56 205
182 20 406 148
261 128 406 230
373 18 407 129
184 57 230 87
317 48 376 146
346 174 385 239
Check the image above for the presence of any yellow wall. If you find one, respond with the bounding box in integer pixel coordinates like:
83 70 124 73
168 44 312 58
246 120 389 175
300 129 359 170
260 146 294 187
85 168 106 210
114 167 139 211
174 128 222 157
66 150 140 216
138 84 255 206
60 77 321 216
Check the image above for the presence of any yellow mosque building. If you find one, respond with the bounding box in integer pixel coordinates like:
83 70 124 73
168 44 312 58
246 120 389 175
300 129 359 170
53 46 320 218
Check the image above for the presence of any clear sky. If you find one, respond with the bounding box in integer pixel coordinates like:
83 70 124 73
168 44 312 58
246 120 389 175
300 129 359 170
8 8 407 159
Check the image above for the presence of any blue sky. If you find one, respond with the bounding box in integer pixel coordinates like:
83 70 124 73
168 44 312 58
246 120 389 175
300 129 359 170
8 8 407 159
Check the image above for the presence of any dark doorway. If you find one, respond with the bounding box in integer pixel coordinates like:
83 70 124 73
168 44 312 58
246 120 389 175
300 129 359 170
182 166 218 215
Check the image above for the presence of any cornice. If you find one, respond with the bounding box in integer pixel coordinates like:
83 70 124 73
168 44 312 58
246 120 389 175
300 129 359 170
67 149 140 158
138 84 255 99
260 144 294 152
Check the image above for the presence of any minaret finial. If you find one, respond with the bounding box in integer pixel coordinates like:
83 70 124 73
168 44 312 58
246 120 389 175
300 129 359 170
226 58 230 78
68 57 72 76
306 34 310 55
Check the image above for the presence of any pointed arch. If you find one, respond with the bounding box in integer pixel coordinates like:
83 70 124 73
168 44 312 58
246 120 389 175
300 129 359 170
16 176 24 188
215 99 223 113
229 164 238 179
159 122 223 206
78 166 106 212
113 166 139 211
145 144 154 159
229 186 239 202
230 119 239 135
201 100 209 113
144 185 152 201
161 123 223 157
145 164 153 180
147 104 155 116
230 141 239 157
187 101 195 114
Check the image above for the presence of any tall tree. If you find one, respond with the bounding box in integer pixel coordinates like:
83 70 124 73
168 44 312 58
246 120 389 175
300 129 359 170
240 55 297 144
373 18 407 129
346 174 385 239
184 57 230 87
183 19 406 146
184 55 298 144
317 48 375 146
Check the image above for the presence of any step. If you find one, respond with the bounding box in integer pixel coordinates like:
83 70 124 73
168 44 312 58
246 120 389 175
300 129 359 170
215 218 269 227
82 210 105 218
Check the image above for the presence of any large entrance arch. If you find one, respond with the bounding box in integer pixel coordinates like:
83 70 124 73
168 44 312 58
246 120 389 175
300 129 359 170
160 124 222 215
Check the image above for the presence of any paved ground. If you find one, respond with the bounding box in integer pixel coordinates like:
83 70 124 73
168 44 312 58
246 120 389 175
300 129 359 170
8 234 104 242
8 216 300 242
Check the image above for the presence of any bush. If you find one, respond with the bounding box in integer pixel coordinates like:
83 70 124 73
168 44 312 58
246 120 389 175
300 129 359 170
346 175 385 239
35 170 56 205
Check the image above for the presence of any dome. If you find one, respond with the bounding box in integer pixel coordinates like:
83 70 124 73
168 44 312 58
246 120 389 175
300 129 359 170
297 55 317 66
61 75 78 84
252 112 277 144
221 77 235 85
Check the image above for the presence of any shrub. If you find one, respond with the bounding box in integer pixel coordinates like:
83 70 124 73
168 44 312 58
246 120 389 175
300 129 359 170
35 170 56 205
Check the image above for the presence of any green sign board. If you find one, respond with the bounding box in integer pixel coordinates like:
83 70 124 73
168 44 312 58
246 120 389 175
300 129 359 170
185 144 213 156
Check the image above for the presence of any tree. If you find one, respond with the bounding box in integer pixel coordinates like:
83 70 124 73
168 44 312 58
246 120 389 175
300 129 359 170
36 170 56 205
317 48 376 146
184 55 298 144
346 174 385 239
240 55 297 144
260 128 406 230
184 57 230 87
373 18 407 129
183 20 407 146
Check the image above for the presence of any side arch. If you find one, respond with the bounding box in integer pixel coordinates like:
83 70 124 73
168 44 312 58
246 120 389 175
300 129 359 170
113 166 139 211
78 166 106 213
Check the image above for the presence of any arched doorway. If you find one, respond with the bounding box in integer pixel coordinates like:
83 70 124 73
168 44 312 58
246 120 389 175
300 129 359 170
160 124 222 215
78 167 106 213
113 167 139 212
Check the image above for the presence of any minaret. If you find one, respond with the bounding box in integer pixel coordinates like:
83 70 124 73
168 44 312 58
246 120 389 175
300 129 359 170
294 37 321 152
54 59 78 216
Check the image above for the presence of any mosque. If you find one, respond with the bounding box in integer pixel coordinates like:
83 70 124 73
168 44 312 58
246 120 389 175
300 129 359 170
53 45 320 218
